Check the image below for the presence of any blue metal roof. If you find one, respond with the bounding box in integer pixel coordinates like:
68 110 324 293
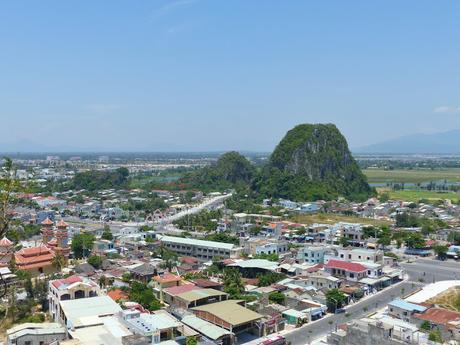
388 299 427 313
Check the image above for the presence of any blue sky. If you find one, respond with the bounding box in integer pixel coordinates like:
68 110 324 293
1 1 460 152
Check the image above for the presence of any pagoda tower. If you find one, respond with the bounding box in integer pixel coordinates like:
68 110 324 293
54 220 70 257
41 217 54 245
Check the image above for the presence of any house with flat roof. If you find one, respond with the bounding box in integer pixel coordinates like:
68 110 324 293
191 300 263 335
157 235 240 261
297 246 329 264
388 299 427 322
307 272 341 290
58 295 122 330
119 309 184 344
7 322 67 345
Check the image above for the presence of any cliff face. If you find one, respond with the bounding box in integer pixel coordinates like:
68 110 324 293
259 124 373 201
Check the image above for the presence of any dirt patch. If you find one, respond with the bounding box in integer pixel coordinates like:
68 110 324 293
426 286 460 312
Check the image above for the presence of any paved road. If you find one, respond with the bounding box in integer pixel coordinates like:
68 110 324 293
286 258 460 345
285 280 418 345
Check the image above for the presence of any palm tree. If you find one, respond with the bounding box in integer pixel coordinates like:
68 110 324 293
99 275 107 288
52 253 67 272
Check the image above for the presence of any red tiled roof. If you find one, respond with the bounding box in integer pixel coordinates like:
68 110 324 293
16 245 52 257
52 275 83 288
15 245 55 266
306 264 323 273
57 220 68 228
326 259 367 273
48 239 58 246
153 273 181 284
222 259 235 265
242 278 259 286
0 237 13 247
164 284 200 296
180 256 199 265
41 218 54 226
192 279 222 288
415 308 460 326
108 289 129 301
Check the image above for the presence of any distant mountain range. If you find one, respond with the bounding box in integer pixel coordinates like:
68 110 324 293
355 130 460 154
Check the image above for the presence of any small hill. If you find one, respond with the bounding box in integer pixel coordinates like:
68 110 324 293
257 124 374 201
182 151 254 191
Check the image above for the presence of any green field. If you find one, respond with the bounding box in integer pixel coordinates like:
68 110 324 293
378 189 460 203
291 213 391 226
364 168 460 184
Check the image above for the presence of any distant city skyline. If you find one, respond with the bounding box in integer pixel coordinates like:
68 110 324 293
1 1 460 152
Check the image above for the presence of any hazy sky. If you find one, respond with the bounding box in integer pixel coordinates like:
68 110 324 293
1 1 460 152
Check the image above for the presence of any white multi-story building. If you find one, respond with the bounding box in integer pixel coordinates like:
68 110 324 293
157 235 240 260
48 275 100 324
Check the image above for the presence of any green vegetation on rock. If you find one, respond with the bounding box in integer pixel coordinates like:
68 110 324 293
257 124 374 201
182 151 254 192
182 124 374 202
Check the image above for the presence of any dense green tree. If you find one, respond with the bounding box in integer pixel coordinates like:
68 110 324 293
269 291 285 305
253 253 279 262
433 244 448 260
325 289 347 312
186 337 197 345
72 167 129 191
130 281 161 311
448 231 460 245
101 225 113 241
404 233 426 249
204 232 239 245
428 330 442 342
87 255 103 269
223 268 245 298
257 272 285 287
71 233 95 259
420 320 431 331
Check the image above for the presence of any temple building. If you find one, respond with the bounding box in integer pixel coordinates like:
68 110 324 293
13 218 71 275
0 236 14 267
15 245 55 275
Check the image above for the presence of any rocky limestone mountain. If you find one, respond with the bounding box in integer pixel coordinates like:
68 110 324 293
258 123 374 201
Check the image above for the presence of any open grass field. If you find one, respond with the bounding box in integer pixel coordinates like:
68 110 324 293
290 213 392 226
363 168 460 184
377 188 460 203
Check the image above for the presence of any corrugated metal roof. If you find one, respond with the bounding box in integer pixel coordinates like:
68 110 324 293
388 299 427 313
191 300 262 326
182 314 232 340
177 288 227 303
